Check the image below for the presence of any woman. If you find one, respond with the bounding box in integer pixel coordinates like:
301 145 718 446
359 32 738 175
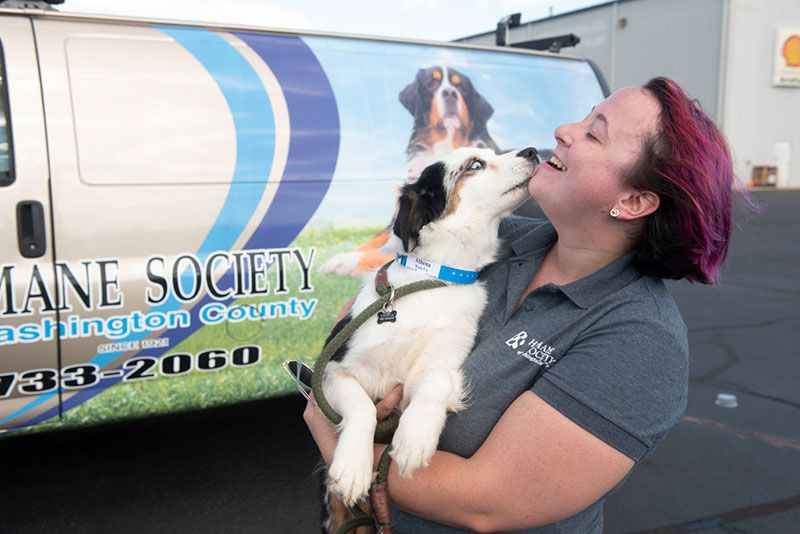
304 77 741 532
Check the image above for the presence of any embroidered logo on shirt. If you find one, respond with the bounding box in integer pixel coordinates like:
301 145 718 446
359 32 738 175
506 331 555 367
505 331 528 349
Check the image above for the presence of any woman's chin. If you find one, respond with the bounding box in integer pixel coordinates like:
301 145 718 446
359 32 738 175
527 172 547 200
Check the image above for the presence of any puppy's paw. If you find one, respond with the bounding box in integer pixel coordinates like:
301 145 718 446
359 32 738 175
319 252 361 276
390 421 439 479
328 449 374 506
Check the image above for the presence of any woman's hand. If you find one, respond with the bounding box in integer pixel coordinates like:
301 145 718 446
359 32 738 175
303 384 404 466
375 384 404 421
302 393 338 466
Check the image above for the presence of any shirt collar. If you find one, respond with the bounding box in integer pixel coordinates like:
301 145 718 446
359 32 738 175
509 220 642 310
557 251 640 309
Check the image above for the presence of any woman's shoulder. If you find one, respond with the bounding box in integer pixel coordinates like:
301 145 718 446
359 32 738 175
591 275 688 355
633 276 686 336
543 276 690 460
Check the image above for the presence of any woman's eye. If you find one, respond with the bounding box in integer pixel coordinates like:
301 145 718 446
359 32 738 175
470 160 484 171
586 132 598 141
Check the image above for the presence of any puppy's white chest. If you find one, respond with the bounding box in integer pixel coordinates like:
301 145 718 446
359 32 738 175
341 280 486 398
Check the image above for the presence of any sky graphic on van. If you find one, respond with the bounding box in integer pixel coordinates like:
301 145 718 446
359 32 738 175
305 36 605 225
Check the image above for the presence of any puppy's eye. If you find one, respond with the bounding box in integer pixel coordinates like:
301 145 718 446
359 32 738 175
470 159 484 171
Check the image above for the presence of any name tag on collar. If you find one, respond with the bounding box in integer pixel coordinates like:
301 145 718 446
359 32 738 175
397 254 480 284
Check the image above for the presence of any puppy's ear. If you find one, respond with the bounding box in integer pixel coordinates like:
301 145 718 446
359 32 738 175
393 162 447 252
393 190 419 252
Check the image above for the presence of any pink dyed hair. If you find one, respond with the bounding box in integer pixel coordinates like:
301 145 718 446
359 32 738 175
628 77 744 284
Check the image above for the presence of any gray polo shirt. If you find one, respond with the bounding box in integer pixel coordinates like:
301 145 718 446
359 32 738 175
391 216 689 533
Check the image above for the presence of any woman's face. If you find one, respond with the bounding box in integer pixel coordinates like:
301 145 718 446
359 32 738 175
528 86 661 228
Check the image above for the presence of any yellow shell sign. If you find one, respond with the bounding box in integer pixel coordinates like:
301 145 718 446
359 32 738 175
775 28 800 87
783 34 800 68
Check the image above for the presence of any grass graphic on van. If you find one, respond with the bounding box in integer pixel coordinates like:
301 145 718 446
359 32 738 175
47 226 381 430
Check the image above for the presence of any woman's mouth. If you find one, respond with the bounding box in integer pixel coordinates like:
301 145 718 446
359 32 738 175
545 155 567 172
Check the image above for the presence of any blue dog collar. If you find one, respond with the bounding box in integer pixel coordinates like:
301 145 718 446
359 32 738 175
396 254 480 284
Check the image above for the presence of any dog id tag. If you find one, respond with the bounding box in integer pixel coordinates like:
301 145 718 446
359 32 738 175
377 292 397 324
377 309 397 324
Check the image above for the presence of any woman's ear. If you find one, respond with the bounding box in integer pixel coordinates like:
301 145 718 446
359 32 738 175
616 190 660 220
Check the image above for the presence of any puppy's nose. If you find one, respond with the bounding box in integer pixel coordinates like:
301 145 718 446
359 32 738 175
442 88 457 100
516 147 540 163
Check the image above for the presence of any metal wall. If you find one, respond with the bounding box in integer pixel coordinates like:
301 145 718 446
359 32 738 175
459 0 725 118
613 0 724 117
723 0 800 187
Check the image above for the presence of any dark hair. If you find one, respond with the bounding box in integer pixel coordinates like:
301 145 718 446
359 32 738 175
393 161 447 252
628 77 749 284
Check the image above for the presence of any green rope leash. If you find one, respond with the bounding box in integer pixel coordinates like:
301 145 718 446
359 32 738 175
311 277 445 534
336 505 373 533
375 445 394 485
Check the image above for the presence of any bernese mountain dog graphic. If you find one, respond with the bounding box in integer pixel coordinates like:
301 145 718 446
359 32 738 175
320 65 500 276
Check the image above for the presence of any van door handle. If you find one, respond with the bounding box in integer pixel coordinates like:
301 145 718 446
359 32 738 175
17 201 47 258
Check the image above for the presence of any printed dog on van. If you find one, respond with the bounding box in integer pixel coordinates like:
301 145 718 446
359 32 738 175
319 66 500 277
399 65 500 183
318 146 539 532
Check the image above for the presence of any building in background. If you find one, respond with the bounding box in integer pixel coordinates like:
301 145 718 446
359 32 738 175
458 0 800 188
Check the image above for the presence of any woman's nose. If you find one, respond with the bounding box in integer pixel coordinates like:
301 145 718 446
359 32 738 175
554 123 573 147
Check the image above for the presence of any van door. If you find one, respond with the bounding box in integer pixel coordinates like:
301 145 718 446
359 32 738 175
0 14 59 432
32 17 300 427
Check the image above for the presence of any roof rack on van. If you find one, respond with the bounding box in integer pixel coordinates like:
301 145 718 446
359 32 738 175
512 34 581 54
495 13 522 47
495 12 580 53
0 0 63 10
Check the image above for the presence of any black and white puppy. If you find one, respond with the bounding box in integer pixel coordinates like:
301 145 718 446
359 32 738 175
321 147 539 510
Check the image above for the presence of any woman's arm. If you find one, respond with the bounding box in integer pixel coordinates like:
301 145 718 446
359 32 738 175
377 390 635 531
306 389 634 532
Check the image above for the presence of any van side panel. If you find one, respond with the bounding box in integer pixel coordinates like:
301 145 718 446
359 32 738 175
7 17 604 432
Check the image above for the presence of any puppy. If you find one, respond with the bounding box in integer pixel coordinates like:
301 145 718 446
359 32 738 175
319 66 500 277
319 147 539 530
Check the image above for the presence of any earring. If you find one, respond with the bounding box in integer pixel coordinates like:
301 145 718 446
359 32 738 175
610 208 620 218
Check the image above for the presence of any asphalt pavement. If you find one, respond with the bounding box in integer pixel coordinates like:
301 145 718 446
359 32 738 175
0 190 798 533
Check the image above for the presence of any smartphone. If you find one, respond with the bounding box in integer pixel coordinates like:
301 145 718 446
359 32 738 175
282 359 314 400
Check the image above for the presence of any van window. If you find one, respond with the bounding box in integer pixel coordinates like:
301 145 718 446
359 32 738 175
0 42 14 187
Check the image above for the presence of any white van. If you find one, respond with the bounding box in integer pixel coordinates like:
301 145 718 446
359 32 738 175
0 3 608 433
